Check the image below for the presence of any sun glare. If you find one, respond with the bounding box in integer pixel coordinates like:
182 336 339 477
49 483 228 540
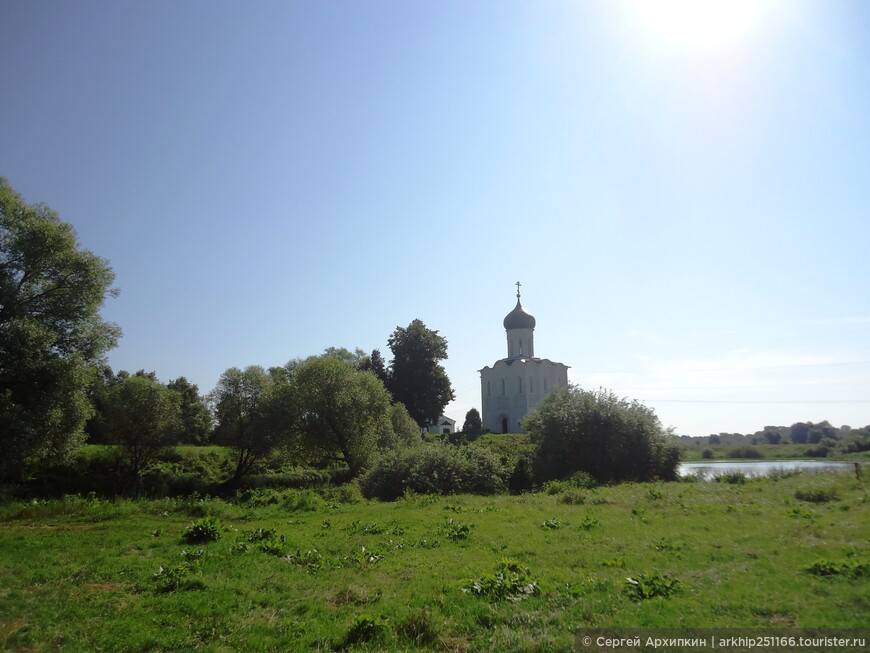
630 0 775 53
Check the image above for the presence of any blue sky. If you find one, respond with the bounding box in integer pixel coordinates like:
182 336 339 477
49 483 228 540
2 1 868 436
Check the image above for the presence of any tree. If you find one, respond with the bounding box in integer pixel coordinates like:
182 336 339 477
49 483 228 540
211 366 282 483
0 179 120 480
462 408 483 437
101 375 180 494
292 355 392 475
378 402 422 451
386 319 455 427
523 386 681 484
167 376 212 444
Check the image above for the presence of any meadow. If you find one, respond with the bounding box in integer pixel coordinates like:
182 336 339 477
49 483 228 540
1 469 867 651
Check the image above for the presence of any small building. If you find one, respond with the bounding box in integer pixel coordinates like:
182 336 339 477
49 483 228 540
425 416 456 435
479 284 569 433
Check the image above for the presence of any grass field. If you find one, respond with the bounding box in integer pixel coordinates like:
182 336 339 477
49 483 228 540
1 470 867 652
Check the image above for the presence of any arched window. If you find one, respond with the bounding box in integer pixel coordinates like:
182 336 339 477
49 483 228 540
501 379 505 395
518 376 523 394
529 376 534 393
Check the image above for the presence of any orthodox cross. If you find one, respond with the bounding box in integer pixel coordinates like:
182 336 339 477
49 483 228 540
515 280 522 299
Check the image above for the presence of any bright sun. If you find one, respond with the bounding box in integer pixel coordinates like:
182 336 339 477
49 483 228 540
630 0 776 53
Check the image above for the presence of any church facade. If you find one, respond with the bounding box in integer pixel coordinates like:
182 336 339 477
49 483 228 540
479 285 569 433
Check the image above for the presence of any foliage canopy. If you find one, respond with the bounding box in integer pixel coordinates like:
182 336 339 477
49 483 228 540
523 386 681 484
0 179 119 479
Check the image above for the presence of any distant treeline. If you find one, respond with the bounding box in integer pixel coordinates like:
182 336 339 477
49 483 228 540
679 421 870 452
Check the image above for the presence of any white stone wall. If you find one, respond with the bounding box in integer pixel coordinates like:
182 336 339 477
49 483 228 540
479 358 569 433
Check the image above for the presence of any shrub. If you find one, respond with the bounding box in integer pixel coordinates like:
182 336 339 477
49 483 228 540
701 449 714 459
727 446 764 459
181 516 222 544
359 444 504 500
804 446 829 458
523 386 681 484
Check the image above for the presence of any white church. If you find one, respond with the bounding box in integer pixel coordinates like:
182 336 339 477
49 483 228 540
479 283 570 433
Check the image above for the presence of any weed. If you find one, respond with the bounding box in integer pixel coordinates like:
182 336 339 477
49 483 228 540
541 518 563 530
788 506 815 521
181 516 222 544
715 472 747 485
804 559 867 579
558 489 587 505
651 538 680 552
646 487 664 501
795 487 839 503
602 556 626 568
340 614 390 648
464 558 541 602
347 546 384 568
414 539 441 549
442 518 473 541
624 573 681 600
259 533 287 557
578 515 600 531
397 607 438 646
241 527 277 542
284 549 325 573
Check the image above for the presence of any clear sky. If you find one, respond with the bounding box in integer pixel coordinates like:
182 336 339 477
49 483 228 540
2 1 868 437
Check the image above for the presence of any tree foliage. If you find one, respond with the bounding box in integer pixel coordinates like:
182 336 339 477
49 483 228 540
0 179 120 479
292 355 391 475
101 374 180 493
523 386 681 484
210 366 283 482
386 319 455 427
167 376 212 444
462 408 483 436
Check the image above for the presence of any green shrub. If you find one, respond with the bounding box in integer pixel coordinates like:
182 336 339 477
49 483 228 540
359 444 505 500
727 446 764 459
701 449 714 459
558 489 588 505
524 387 681 484
181 516 222 544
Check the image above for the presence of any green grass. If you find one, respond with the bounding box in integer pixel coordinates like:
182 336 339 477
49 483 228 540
0 472 867 651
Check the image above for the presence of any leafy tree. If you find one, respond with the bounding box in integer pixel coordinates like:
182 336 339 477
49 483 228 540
523 386 681 484
101 375 181 494
378 402 422 450
292 355 391 475
386 319 455 427
0 179 120 480
462 408 483 437
167 376 212 444
322 346 370 369
790 422 811 444
210 366 282 482
361 348 389 386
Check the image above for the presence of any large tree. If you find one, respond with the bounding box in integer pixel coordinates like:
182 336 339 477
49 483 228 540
210 366 284 483
523 386 681 484
167 376 212 445
462 408 483 437
0 179 120 480
292 355 392 475
101 374 181 494
386 319 455 427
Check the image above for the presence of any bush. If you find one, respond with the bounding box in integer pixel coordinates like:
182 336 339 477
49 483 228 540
701 449 714 459
795 487 839 503
727 446 764 459
523 386 681 484
359 444 505 501
804 446 829 458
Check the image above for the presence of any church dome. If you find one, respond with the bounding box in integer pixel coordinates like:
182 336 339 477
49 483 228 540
503 299 536 330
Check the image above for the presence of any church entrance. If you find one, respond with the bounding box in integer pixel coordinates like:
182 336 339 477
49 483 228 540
501 417 508 434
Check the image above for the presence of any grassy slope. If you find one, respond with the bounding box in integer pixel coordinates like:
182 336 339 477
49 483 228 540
0 472 867 652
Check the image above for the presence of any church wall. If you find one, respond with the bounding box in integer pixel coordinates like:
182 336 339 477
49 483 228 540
480 358 569 433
